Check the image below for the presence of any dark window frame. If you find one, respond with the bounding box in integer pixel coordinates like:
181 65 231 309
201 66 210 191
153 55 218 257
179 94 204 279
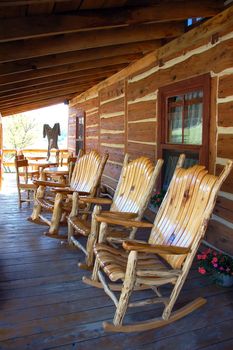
157 74 211 187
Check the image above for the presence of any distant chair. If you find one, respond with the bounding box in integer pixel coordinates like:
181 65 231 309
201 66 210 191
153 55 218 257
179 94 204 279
29 150 108 238
15 157 39 208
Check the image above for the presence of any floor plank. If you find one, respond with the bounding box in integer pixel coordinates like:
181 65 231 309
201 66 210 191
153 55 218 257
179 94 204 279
0 177 232 350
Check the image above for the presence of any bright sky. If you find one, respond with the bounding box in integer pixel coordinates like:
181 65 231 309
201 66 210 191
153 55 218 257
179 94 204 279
4 103 69 149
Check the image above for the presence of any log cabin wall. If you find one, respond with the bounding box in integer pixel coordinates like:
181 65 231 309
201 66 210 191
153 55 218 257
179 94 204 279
69 10 233 254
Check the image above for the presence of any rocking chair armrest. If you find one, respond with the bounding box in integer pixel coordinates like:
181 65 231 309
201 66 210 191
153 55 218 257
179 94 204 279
79 197 113 205
33 180 66 187
95 214 154 228
101 211 138 220
123 241 190 255
52 188 90 196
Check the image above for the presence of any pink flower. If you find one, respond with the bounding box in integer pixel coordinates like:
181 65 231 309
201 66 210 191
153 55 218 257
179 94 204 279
226 268 230 273
197 254 203 260
198 267 206 275
213 263 218 268
219 267 224 271
202 254 207 260
212 257 218 263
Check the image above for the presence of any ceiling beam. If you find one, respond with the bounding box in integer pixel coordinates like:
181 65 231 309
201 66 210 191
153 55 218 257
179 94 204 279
0 58 130 86
0 22 184 63
0 53 142 80
0 41 160 76
0 1 68 6
0 87 84 109
0 1 223 42
0 79 102 103
0 67 120 93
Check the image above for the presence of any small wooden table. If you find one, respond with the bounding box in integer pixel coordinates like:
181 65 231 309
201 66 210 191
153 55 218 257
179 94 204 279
29 160 58 172
42 166 69 184
27 156 47 161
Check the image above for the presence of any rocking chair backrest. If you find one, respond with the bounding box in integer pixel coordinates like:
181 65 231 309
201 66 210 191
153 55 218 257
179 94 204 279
110 155 164 216
15 158 29 185
149 161 233 269
70 150 108 195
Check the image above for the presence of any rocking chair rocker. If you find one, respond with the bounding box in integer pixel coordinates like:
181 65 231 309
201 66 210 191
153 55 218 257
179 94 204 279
83 160 232 332
29 150 108 238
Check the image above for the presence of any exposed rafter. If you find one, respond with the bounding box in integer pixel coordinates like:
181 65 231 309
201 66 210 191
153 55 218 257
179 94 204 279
0 1 223 42
0 41 160 76
0 22 184 63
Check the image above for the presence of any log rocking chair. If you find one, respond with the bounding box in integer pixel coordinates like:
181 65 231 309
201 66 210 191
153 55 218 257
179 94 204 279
67 154 166 268
29 150 108 238
68 154 185 269
83 160 232 332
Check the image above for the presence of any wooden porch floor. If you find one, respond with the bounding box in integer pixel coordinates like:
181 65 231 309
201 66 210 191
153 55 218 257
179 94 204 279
0 178 232 350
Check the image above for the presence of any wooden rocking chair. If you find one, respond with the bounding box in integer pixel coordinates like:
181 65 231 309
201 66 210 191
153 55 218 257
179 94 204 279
29 150 108 238
68 155 164 267
83 161 232 332
68 154 185 269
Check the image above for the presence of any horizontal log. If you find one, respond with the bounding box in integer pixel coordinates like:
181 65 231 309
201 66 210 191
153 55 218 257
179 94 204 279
99 80 125 102
127 38 233 101
128 99 157 122
127 142 156 161
0 2 222 42
218 74 233 98
0 56 133 86
100 145 125 164
0 66 122 93
217 134 233 159
0 41 160 77
206 220 233 256
100 115 125 130
104 162 122 182
128 121 156 143
85 112 99 127
0 22 184 63
214 196 233 224
71 96 99 113
216 164 233 194
100 132 124 145
72 6 233 104
218 101 233 127
99 97 124 115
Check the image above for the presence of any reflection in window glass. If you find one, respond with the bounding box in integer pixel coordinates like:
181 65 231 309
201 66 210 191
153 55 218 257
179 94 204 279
168 104 183 143
167 90 203 145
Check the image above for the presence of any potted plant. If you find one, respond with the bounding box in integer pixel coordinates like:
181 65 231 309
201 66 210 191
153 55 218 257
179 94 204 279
150 190 166 212
197 248 233 287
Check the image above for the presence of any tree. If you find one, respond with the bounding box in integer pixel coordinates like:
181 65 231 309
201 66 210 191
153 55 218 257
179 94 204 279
3 113 40 150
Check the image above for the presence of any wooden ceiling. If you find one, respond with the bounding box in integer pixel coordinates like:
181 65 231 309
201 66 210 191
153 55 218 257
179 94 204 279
0 0 224 116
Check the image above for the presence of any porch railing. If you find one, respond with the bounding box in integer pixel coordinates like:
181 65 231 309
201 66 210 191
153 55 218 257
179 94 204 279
2 148 69 171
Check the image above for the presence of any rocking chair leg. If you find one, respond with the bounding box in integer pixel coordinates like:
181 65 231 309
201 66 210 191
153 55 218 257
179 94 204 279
68 220 74 245
92 258 101 281
48 193 63 235
85 205 101 267
113 251 137 326
30 185 44 220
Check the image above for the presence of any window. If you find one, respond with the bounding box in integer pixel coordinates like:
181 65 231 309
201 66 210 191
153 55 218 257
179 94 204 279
75 109 85 154
158 74 210 190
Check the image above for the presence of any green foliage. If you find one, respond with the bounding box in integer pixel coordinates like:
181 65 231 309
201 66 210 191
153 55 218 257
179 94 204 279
3 113 40 150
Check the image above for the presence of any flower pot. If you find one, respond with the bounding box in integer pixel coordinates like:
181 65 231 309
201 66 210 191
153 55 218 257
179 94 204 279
213 273 233 287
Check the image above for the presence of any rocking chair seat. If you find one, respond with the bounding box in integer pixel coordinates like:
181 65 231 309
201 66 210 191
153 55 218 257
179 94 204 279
94 243 171 282
36 198 55 211
68 216 91 236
